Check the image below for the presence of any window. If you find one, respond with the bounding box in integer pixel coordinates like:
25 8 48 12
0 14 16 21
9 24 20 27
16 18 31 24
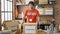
1 0 13 24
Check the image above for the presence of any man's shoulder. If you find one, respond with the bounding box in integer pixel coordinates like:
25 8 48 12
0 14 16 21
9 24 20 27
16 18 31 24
25 9 30 11
34 8 38 11
34 9 39 13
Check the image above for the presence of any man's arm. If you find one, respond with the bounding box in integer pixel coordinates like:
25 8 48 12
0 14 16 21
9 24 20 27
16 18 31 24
22 16 25 23
36 10 40 23
22 10 27 23
37 17 40 22
22 16 27 23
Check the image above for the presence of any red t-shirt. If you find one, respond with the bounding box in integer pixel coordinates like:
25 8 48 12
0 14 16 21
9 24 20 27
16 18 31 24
24 9 40 23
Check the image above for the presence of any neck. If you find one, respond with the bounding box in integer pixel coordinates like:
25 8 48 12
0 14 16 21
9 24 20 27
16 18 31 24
29 7 34 10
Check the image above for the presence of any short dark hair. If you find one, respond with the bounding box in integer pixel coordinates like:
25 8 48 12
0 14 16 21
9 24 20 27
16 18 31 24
28 1 35 6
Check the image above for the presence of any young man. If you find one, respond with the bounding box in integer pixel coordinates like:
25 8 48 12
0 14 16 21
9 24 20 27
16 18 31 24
23 1 40 23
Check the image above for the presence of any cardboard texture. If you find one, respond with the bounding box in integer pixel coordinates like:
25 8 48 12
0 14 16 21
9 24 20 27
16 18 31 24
0 30 12 34
37 6 53 15
55 24 60 32
37 30 47 34
44 6 53 15
39 0 48 4
25 0 34 4
3 20 21 34
49 0 55 1
3 20 19 30
23 23 37 34
0 29 21 34
12 29 21 34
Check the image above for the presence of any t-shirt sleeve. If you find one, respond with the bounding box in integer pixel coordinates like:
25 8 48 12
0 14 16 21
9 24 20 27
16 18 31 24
36 10 40 17
24 10 27 16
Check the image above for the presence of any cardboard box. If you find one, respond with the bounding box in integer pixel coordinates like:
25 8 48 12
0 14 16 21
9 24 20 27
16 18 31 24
38 8 44 15
3 20 19 30
55 24 60 32
3 20 21 34
0 30 12 34
12 29 21 34
37 30 47 34
49 0 55 1
23 23 37 34
0 29 21 34
25 0 34 4
39 0 48 4
44 6 53 15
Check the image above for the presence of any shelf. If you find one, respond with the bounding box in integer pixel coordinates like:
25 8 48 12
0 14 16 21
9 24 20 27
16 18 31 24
37 1 55 6
16 3 28 6
49 0 55 2
40 14 53 16
38 4 54 6
16 1 55 6
15 18 22 20
16 4 28 6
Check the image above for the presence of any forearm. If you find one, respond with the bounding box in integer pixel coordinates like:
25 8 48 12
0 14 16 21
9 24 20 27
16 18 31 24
37 17 40 22
22 16 25 23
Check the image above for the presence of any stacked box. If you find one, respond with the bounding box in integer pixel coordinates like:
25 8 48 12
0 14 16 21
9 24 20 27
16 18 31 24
39 0 48 4
23 23 37 34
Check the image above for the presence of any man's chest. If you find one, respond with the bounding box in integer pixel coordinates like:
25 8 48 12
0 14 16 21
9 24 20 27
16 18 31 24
27 11 37 16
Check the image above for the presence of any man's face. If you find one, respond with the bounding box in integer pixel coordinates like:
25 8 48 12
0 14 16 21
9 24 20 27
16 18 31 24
28 4 34 9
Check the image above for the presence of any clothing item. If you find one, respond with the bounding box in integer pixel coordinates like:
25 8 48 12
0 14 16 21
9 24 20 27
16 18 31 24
24 9 40 23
